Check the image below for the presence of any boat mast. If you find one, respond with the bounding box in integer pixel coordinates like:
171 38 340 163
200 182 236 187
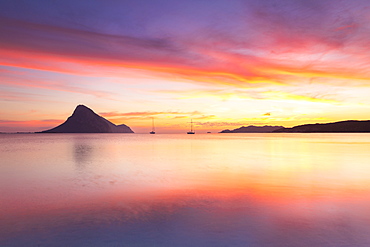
152 117 155 132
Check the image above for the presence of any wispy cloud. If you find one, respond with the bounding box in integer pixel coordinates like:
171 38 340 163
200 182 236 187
100 110 203 118
1 2 369 90
155 88 341 104
0 65 120 100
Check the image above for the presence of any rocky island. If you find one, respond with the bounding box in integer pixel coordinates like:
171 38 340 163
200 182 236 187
273 120 370 133
41 105 134 133
220 125 283 133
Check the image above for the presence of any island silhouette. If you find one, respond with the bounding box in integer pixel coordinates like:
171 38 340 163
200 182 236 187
41 105 134 133
273 120 370 133
36 105 370 134
220 125 283 133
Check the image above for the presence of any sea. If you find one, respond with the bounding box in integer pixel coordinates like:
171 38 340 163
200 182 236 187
1 133 370 247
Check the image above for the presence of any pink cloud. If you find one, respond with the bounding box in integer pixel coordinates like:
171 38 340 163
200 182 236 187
0 119 63 132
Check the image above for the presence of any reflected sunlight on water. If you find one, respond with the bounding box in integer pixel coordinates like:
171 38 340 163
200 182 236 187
1 133 370 246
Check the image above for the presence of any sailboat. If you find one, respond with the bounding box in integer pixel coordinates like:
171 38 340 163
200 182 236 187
187 119 195 134
150 118 155 134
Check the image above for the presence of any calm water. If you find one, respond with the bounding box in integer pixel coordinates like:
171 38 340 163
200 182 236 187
1 133 370 246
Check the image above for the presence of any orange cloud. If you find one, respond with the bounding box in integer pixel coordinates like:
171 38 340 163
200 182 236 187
155 88 340 105
100 110 203 118
1 17 369 95
3 17 366 92
261 91 339 104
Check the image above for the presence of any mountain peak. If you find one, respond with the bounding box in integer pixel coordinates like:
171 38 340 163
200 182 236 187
72 104 95 115
75 104 90 110
42 105 134 133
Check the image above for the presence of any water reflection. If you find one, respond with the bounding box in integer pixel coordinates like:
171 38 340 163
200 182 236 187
73 138 94 170
1 133 370 246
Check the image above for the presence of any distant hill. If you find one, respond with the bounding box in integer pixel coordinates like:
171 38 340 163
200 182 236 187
220 125 283 133
274 120 370 133
41 105 134 133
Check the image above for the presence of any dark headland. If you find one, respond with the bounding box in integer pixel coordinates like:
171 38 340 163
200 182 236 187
41 105 134 133
220 125 283 133
273 120 370 133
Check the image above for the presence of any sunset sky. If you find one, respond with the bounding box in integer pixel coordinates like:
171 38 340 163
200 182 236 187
1 0 370 133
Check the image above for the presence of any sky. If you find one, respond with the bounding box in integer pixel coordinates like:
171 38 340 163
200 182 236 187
1 0 370 133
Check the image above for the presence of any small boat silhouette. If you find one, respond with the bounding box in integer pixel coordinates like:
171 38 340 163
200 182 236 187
150 118 155 134
187 119 195 134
